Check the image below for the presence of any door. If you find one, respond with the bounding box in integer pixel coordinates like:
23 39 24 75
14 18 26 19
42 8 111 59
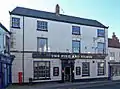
64 67 71 82
61 60 75 82
109 66 113 80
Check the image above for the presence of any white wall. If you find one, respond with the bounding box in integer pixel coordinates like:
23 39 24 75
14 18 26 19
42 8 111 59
10 14 108 83
11 53 23 83
108 47 120 62
10 15 23 51
74 59 108 79
10 15 108 53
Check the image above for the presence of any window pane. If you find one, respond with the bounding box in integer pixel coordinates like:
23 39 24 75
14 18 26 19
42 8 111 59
12 17 20 28
38 38 48 52
33 61 50 79
72 40 80 53
37 21 48 31
97 43 105 53
97 29 105 37
72 26 80 35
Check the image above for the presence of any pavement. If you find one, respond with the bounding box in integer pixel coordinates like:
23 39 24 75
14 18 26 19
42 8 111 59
6 80 120 89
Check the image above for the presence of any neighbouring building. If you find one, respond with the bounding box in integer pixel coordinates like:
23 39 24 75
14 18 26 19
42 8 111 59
0 22 14 89
10 5 109 83
108 32 120 80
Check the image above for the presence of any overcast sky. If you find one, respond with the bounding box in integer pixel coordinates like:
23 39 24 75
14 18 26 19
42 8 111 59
0 0 120 38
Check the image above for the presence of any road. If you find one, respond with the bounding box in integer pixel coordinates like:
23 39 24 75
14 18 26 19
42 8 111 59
7 81 120 89
47 82 120 89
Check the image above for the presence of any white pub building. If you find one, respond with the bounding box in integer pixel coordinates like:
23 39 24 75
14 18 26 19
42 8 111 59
10 5 109 83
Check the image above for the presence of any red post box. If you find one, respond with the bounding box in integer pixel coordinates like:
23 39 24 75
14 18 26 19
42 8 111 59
18 72 22 84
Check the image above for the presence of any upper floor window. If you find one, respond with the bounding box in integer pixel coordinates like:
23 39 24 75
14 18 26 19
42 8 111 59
72 26 80 35
37 37 48 52
37 21 48 31
97 29 105 37
110 52 115 57
97 42 105 54
72 40 80 53
12 17 20 28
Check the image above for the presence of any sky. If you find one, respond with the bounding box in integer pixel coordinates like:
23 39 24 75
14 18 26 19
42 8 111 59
0 0 120 38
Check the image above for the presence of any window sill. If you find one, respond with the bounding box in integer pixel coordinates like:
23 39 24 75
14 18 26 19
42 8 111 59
97 36 105 38
33 78 51 80
11 26 20 29
72 33 81 35
37 29 48 32
82 75 90 77
97 74 105 76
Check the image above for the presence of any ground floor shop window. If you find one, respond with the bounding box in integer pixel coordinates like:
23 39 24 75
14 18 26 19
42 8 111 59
98 62 105 76
33 61 50 79
113 67 120 76
82 62 90 77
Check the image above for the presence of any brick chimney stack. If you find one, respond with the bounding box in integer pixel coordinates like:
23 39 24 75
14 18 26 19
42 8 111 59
112 32 118 41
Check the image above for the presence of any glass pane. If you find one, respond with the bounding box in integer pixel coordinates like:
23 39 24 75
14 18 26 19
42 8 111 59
38 38 47 52
98 43 104 49
12 17 20 27
72 41 80 53
37 21 47 30
98 29 105 37
72 26 80 34
34 61 50 79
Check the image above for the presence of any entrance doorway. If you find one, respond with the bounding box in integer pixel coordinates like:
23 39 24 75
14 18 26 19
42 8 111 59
64 67 71 82
61 59 74 82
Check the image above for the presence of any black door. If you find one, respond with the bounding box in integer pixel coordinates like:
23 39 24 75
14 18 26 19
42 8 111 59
65 67 70 82
61 60 74 82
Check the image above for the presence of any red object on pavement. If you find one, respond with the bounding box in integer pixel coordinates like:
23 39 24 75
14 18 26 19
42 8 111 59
18 72 22 84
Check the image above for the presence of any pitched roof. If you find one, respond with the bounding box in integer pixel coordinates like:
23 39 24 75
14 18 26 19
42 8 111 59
0 22 10 34
10 7 108 28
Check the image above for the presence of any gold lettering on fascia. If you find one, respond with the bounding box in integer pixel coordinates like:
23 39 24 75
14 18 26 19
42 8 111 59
72 55 79 58
51 54 60 58
81 55 93 59
61 55 70 58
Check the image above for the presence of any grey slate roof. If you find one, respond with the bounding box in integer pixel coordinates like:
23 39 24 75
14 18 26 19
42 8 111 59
0 22 10 34
10 7 108 28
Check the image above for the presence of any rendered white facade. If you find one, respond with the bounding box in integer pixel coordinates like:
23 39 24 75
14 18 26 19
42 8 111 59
108 34 120 80
10 8 108 83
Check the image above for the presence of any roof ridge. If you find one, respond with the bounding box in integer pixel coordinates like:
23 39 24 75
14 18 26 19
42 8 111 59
10 6 108 28
14 6 97 21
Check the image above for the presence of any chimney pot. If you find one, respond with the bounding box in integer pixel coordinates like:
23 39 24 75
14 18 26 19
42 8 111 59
55 4 60 15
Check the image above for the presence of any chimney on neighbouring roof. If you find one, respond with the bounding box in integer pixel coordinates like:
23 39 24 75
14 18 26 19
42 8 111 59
55 4 60 15
112 32 119 42
112 32 117 40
